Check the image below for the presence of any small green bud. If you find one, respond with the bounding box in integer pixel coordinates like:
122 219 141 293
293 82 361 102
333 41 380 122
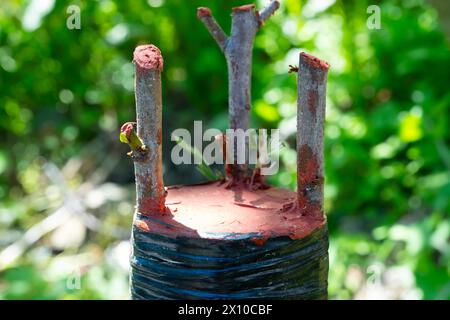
120 122 146 153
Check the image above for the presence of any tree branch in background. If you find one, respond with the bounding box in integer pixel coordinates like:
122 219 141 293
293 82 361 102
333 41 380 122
297 52 329 219
0 158 129 272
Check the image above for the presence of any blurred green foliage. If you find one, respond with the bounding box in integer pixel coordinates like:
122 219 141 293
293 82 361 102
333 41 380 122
0 0 449 299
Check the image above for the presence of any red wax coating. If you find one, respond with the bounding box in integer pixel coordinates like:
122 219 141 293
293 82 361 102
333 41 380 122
134 182 325 241
300 52 330 70
297 145 323 218
232 4 256 12
197 7 212 18
133 44 164 72
307 89 318 117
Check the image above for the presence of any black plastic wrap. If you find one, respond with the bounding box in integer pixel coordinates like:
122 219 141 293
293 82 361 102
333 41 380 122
130 216 329 300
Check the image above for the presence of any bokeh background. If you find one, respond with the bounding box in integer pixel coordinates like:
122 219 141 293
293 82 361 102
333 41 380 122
0 0 449 299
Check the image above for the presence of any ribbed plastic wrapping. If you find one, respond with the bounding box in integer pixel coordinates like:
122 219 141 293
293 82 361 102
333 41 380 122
130 215 329 300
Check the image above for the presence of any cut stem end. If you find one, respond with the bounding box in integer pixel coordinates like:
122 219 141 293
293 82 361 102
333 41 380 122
133 44 164 72
300 52 330 71
197 7 212 18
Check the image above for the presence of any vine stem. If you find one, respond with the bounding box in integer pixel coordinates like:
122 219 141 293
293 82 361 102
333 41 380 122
198 1 280 182
297 52 329 218
132 44 166 215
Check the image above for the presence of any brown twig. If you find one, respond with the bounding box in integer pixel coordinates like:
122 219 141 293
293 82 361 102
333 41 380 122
132 44 166 215
297 52 329 218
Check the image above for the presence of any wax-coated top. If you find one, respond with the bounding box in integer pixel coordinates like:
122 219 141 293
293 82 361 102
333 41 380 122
134 182 326 242
232 4 256 12
300 52 330 70
197 7 212 18
133 44 163 72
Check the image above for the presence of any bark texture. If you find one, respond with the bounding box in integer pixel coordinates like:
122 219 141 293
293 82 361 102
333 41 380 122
297 52 329 218
198 1 280 181
132 44 165 215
